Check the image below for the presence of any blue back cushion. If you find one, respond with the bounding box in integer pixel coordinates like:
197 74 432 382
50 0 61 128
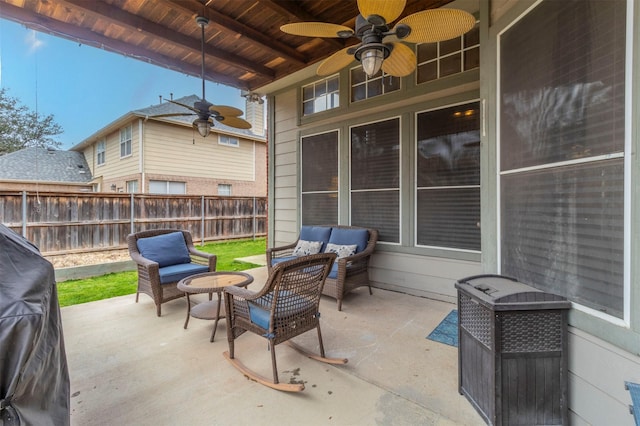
137 231 191 267
328 228 369 253
299 226 332 251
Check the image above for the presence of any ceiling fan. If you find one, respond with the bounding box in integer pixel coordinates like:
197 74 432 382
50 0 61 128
281 0 475 78
152 16 251 137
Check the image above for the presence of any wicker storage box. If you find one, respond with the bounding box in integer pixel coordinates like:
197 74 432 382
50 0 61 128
455 274 571 426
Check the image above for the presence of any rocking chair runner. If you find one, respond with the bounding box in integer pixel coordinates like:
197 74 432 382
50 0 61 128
223 253 347 392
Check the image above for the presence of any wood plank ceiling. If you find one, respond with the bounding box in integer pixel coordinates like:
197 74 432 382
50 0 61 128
0 0 454 91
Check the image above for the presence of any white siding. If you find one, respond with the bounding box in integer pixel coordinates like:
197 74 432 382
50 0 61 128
143 121 257 181
84 121 140 179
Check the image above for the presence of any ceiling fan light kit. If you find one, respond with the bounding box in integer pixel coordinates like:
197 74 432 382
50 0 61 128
355 43 388 77
280 0 475 79
194 118 212 138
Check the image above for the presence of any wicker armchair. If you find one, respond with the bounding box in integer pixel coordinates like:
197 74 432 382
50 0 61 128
127 229 216 317
223 253 347 392
267 225 378 311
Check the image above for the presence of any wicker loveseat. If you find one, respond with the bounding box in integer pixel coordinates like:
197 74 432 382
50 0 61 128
127 229 216 316
267 225 378 311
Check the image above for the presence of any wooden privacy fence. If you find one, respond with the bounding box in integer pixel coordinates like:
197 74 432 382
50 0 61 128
0 191 267 255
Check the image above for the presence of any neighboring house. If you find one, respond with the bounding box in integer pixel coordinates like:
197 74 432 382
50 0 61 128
0 147 93 192
71 95 266 196
259 0 639 423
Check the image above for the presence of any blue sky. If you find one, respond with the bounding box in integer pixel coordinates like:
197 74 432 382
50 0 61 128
0 18 246 150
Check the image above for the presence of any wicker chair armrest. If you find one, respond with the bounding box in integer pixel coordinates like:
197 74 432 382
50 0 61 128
188 248 217 270
267 242 297 258
224 285 259 301
129 251 159 269
334 246 373 277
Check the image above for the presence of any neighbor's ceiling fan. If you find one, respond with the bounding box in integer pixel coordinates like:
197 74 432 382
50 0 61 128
153 16 251 137
281 0 475 78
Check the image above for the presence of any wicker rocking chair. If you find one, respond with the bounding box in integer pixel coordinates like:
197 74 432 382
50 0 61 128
223 253 347 392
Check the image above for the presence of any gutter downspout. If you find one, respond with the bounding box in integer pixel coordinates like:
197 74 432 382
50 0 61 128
139 118 145 193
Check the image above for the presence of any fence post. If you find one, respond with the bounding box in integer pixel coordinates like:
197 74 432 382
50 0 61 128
130 193 135 235
201 195 205 246
252 196 256 241
22 191 27 237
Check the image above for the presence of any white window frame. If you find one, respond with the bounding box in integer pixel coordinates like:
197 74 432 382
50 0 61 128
126 180 138 193
96 139 106 166
217 184 232 196
300 130 340 226
302 75 340 115
349 116 402 245
148 180 186 194
120 125 132 158
495 0 631 326
414 100 481 253
219 135 239 147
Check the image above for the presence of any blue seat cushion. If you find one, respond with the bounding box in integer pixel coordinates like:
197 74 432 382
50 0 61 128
299 226 332 251
328 228 369 254
248 302 271 330
248 291 315 331
158 263 209 284
270 255 298 267
137 231 191 267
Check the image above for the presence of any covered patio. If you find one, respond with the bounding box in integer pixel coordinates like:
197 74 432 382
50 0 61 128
61 266 483 425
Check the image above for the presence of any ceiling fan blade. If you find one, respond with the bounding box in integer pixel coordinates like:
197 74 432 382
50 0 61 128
215 116 252 130
317 47 356 76
150 113 196 118
166 99 199 113
280 22 354 38
381 42 416 77
397 9 475 43
210 105 243 117
357 0 406 24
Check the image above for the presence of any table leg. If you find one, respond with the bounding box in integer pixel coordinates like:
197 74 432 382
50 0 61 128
184 293 191 329
210 291 223 342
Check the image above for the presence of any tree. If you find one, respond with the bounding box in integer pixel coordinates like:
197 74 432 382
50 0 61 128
0 88 63 155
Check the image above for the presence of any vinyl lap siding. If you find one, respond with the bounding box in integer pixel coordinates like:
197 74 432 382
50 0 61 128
143 121 256 181
272 90 299 246
86 121 140 179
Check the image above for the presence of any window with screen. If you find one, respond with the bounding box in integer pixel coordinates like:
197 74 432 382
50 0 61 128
350 118 400 243
301 131 338 225
416 102 480 251
499 0 627 319
149 180 186 194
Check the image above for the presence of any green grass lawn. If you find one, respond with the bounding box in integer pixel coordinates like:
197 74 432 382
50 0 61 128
57 237 266 307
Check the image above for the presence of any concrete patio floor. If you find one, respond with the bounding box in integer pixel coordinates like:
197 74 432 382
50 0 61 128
61 266 485 426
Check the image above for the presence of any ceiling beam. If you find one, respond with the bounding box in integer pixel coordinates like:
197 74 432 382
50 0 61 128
59 0 275 78
258 0 346 51
163 0 308 66
0 0 247 89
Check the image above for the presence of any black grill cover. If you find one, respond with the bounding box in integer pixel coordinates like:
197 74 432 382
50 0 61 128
0 224 70 426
